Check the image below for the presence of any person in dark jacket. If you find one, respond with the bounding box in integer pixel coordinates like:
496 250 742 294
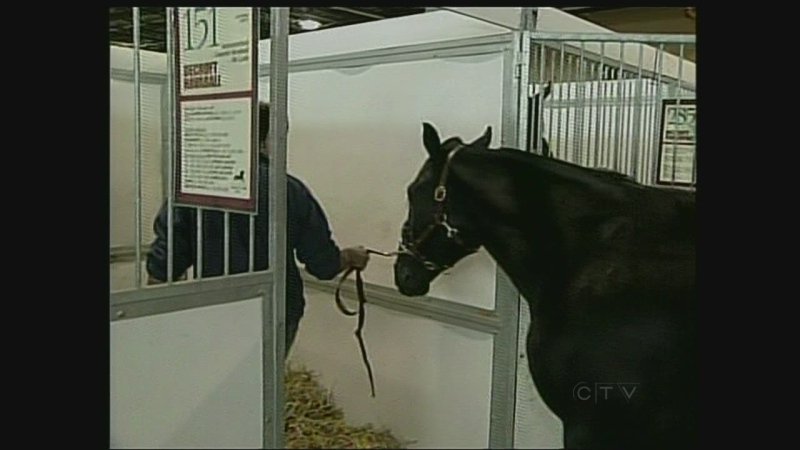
146 101 370 356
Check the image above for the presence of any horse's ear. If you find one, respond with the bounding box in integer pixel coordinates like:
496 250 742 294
470 126 492 148
422 122 443 158
543 81 552 100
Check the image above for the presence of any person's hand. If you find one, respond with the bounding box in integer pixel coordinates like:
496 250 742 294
341 246 370 271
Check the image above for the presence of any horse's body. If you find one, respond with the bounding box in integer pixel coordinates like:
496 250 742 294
393 123 696 449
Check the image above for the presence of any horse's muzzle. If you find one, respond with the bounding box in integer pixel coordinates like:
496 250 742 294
393 256 431 297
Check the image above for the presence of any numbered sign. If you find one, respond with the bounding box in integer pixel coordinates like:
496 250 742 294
656 98 696 188
172 7 260 213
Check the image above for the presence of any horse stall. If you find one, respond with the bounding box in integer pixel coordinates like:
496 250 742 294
514 10 696 449
257 7 696 449
257 10 523 448
109 6 696 449
110 8 292 448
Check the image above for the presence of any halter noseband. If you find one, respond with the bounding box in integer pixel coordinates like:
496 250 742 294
399 144 480 271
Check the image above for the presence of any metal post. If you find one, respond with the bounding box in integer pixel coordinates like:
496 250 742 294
488 10 538 449
165 7 175 284
264 6 290 449
133 7 143 287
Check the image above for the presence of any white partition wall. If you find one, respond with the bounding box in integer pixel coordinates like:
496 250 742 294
267 9 694 449
110 298 265 448
110 8 292 449
110 7 695 449
255 10 524 448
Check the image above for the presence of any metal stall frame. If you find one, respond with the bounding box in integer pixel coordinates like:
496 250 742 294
511 29 695 447
522 31 696 188
256 23 531 449
109 7 292 449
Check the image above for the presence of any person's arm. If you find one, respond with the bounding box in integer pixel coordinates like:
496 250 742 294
146 201 196 284
293 186 343 280
293 183 369 280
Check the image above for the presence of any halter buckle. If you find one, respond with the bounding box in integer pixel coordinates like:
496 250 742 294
442 221 458 238
434 186 447 202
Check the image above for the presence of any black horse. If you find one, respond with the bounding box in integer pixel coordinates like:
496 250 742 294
393 123 696 449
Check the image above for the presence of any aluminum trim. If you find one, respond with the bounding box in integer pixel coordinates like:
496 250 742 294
302 274 500 335
487 30 526 449
530 32 695 44
110 271 274 306
110 280 272 321
258 34 514 77
110 68 167 84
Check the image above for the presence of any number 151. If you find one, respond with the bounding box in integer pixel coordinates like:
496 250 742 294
184 7 219 51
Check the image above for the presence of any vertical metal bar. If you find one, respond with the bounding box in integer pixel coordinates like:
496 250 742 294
691 47 697 188
556 43 565 159
671 44 685 186
537 43 546 154
547 46 555 159
631 43 645 182
596 42 606 168
195 209 203 279
577 42 586 166
223 212 230 275
249 215 255 272
620 72 630 175
489 35 524 450
652 44 665 185
563 54 574 163
265 7 290 450
613 43 626 172
589 60 599 167
517 32 532 152
165 8 176 284
133 7 143 288
160 82 171 230
644 74 656 184
603 52 614 170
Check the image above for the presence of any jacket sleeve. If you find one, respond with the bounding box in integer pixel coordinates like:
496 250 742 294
146 201 196 282
292 182 342 281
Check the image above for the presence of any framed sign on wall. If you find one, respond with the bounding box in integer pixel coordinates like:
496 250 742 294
656 98 696 188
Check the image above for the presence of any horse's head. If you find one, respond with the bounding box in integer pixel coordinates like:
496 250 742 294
393 122 492 297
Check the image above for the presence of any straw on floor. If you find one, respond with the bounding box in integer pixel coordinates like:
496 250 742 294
284 365 411 449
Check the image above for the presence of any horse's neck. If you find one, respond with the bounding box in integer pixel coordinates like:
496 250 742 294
479 223 545 303
455 151 559 302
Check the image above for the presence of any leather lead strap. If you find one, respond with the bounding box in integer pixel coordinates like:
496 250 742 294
333 248 395 398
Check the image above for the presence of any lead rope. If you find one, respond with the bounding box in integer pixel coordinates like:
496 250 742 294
333 248 397 398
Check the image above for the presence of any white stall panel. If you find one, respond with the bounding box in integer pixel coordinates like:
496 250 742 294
262 53 504 310
110 298 263 449
540 79 695 185
260 10 509 62
111 261 147 292
288 289 495 449
513 300 563 449
109 79 165 250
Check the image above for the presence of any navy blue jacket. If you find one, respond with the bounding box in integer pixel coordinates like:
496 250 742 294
146 155 342 327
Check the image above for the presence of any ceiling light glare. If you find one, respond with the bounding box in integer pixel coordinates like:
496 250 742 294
297 19 321 30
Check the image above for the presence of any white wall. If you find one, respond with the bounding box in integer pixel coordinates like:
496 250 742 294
265 51 504 311
109 46 167 258
109 8 696 448
288 289 494 449
110 297 264 449
265 48 505 448
539 79 695 184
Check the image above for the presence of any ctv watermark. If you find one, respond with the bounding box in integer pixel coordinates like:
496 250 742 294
572 382 640 403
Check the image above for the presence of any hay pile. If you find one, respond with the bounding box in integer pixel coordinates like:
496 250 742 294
284 365 410 449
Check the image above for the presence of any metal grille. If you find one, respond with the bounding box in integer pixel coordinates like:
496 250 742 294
527 34 696 190
111 8 273 292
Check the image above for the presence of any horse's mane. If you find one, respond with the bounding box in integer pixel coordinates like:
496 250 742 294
475 145 693 197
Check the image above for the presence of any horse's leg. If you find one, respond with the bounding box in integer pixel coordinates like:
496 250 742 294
562 419 596 449
562 418 633 449
566 413 698 450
